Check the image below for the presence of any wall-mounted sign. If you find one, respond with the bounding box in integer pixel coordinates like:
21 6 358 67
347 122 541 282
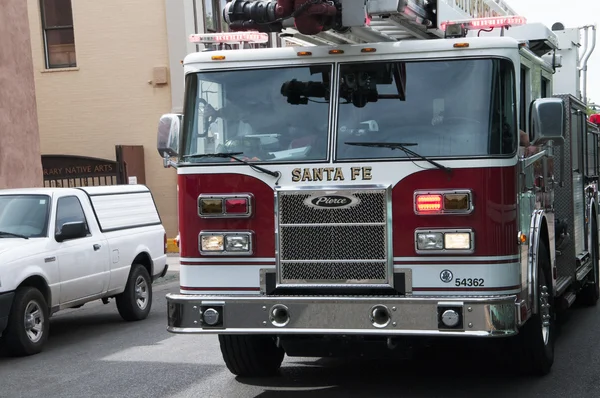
41 155 119 179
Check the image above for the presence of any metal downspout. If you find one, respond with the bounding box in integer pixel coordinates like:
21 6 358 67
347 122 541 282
579 25 597 104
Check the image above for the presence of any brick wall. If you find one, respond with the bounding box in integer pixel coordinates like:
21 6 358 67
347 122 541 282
27 0 178 237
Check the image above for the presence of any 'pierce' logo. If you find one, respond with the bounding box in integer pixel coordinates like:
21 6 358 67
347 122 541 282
304 194 361 209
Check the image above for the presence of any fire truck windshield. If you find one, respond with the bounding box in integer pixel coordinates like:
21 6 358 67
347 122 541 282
181 64 332 163
336 58 517 160
180 57 516 165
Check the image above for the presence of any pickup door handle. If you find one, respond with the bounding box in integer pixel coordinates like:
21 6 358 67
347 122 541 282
93 244 101 251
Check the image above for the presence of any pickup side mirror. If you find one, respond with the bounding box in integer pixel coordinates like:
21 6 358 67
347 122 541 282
530 97 565 146
56 221 88 242
157 113 182 167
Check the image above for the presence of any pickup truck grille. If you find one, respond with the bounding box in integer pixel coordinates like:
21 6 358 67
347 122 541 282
276 187 391 286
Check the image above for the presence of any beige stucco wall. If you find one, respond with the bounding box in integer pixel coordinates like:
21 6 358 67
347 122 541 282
0 0 43 189
27 0 178 237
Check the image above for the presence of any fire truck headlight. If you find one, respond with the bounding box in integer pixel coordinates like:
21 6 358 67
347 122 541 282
225 235 250 252
200 231 253 255
416 232 444 250
444 232 472 250
201 234 225 251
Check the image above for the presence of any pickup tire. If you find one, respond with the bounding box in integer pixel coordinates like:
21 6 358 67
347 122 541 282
219 334 285 377
4 286 49 356
116 264 152 321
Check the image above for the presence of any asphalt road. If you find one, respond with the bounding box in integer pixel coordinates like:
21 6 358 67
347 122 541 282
1 275 600 398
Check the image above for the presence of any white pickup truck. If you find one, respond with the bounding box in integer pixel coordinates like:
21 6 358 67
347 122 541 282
0 184 168 356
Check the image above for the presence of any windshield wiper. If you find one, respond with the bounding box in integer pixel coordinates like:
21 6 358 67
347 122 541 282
183 152 280 179
345 142 452 174
0 231 29 239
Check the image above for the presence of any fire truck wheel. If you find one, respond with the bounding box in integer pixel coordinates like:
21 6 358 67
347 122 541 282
516 240 554 376
579 219 599 306
116 264 153 322
218 334 285 377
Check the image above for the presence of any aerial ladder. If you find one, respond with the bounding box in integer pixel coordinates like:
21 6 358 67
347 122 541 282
219 0 519 46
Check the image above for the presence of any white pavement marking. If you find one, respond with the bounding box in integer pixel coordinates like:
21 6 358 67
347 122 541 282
100 334 225 365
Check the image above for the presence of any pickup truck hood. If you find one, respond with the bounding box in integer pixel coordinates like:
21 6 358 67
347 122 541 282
0 239 48 263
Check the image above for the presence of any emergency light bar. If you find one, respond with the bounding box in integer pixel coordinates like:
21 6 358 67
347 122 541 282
440 16 527 31
189 32 269 44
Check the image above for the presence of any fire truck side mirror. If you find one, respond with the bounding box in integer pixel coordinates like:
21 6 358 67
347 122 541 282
157 113 182 166
529 98 565 147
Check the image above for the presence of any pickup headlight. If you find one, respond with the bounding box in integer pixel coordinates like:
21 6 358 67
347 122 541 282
199 231 253 255
415 229 474 253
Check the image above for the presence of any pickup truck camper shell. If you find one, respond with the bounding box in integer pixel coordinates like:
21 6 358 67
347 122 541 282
0 184 167 356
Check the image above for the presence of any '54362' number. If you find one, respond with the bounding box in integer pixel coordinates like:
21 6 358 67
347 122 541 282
455 278 485 287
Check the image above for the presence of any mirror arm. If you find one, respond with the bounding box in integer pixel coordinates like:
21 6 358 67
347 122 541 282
162 152 178 169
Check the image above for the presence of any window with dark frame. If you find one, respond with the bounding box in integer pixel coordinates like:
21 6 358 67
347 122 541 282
40 0 77 69
542 75 550 98
55 196 89 236
219 0 229 32
204 0 230 33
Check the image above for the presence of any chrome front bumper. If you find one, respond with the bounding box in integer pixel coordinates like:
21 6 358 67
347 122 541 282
166 294 519 337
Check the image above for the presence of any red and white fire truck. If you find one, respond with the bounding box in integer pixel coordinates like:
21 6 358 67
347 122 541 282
156 0 598 377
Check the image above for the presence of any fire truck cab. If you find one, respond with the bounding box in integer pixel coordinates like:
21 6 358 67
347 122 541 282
157 1 598 377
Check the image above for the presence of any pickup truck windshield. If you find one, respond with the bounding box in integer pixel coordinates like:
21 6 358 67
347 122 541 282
336 58 517 160
0 195 50 238
181 64 333 163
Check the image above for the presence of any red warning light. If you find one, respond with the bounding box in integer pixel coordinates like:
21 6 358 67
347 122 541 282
225 198 249 214
416 194 443 213
441 16 527 31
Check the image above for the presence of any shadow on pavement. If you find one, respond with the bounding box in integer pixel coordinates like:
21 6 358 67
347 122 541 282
235 304 600 398
0 281 226 398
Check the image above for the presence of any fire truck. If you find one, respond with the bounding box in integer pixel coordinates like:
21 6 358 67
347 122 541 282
156 0 598 377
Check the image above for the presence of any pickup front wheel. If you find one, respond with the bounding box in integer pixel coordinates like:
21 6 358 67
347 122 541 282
4 286 49 356
116 264 152 321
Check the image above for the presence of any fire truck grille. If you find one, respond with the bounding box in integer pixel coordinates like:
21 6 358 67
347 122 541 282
280 225 385 260
276 188 391 285
279 192 386 224
281 262 387 282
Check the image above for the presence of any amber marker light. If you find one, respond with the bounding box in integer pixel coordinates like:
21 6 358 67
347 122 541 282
443 193 470 211
200 198 223 215
519 233 527 244
211 55 226 60
297 51 312 56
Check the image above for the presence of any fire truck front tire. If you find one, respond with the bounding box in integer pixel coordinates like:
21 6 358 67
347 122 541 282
515 239 555 376
218 334 285 377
